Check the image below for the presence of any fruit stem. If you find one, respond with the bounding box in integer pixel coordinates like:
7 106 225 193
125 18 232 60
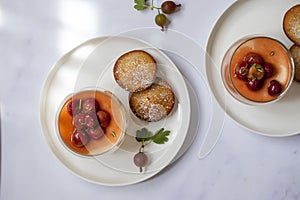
148 5 161 10
177 4 182 7
139 167 143 173
139 141 145 152
149 0 161 10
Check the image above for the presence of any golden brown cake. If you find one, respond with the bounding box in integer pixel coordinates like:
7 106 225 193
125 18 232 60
290 44 300 81
113 50 157 92
283 4 300 44
129 78 175 122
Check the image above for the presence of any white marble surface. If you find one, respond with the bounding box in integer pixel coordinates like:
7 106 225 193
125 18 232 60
1 0 300 199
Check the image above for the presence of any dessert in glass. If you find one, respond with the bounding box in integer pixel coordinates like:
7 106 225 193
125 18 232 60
221 35 294 105
56 87 127 157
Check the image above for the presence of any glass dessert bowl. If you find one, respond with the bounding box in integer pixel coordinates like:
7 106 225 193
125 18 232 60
56 87 127 157
221 35 294 105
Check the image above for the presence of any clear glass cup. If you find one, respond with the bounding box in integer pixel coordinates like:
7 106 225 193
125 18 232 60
221 35 294 105
56 87 127 158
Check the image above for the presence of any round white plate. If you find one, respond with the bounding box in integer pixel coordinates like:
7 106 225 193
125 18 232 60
75 36 190 173
40 36 190 185
205 0 300 136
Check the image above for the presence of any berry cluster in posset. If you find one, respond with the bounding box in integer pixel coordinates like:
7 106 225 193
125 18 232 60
134 0 181 31
234 52 282 96
66 98 111 148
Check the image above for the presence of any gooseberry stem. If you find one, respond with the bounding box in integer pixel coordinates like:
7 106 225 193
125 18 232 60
139 140 152 152
139 141 144 153
149 6 161 10
148 0 161 10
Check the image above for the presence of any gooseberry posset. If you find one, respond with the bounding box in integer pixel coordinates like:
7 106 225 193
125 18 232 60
234 52 282 96
134 0 181 31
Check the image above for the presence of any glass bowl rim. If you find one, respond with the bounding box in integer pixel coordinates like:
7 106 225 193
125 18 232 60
55 87 128 158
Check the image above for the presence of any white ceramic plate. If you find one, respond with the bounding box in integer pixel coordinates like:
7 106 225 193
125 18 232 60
206 0 300 136
76 36 190 173
40 36 190 185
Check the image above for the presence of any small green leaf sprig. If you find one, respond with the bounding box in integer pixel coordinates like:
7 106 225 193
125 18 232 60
134 0 157 10
136 127 170 149
133 127 170 172
133 0 182 31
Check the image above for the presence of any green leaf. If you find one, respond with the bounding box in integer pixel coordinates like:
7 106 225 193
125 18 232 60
136 128 153 142
151 128 170 144
134 4 147 10
134 0 147 10
134 0 145 5
255 64 262 69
